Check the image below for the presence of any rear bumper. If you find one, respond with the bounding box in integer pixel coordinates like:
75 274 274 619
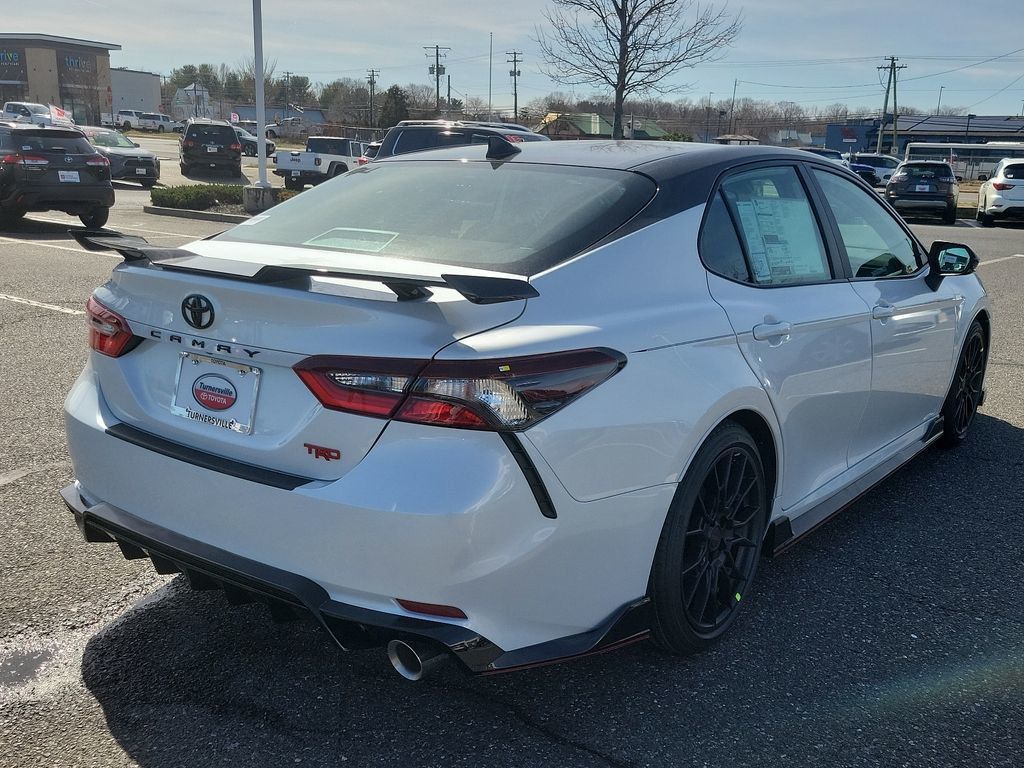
983 202 1024 219
272 168 325 183
111 165 159 182
61 483 649 674
2 183 113 212
889 197 954 211
63 365 665 671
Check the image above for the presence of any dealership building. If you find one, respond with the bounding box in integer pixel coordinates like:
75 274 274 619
0 33 121 124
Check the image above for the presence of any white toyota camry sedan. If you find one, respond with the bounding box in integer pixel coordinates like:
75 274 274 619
63 139 990 679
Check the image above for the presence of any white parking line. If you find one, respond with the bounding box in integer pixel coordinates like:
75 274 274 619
0 463 65 488
0 235 95 254
0 293 85 315
979 254 1024 267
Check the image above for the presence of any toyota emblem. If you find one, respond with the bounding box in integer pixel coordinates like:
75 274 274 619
181 294 215 329
64 156 73 163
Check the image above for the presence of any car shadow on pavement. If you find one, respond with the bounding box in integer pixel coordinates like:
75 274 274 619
182 168 252 185
80 413 1024 768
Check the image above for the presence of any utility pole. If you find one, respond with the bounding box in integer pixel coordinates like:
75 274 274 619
424 45 450 116
729 78 738 134
366 69 378 127
446 75 451 118
507 51 522 121
874 57 906 153
935 85 944 115
704 91 713 143
283 71 292 119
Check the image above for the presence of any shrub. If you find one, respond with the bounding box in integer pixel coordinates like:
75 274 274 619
150 184 244 210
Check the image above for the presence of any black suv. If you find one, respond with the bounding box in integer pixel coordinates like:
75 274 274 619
885 161 960 224
375 120 548 160
180 118 242 176
0 121 114 229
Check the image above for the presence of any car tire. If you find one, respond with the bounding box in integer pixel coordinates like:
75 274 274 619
267 130 278 140
939 320 987 448
158 125 165 133
140 180 156 189
284 178 302 190
0 208 26 229
649 421 769 655
978 196 995 227
231 164 242 177
244 145 256 157
943 205 957 225
180 163 190 176
121 121 131 131
79 207 110 229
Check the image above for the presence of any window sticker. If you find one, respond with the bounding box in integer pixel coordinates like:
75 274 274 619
735 197 826 282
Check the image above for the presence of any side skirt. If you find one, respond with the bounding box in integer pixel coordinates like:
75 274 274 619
766 416 944 557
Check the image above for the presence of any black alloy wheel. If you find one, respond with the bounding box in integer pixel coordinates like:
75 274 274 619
940 320 987 446
650 422 768 654
244 144 256 157
79 207 109 229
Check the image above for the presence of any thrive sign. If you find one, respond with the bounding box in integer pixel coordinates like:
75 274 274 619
0 48 27 80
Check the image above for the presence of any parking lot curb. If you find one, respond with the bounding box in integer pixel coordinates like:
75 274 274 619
142 206 249 224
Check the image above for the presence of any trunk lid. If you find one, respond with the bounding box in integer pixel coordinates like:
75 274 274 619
92 241 526 482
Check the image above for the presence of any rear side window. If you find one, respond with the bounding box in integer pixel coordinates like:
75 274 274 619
718 166 832 286
700 192 750 282
217 161 656 275
307 138 349 154
1003 164 1024 179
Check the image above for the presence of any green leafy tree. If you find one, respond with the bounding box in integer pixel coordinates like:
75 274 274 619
378 85 410 128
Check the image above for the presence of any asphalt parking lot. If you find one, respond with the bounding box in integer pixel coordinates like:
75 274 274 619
1 196 1022 767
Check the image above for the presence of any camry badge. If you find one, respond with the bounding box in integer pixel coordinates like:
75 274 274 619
181 294 214 329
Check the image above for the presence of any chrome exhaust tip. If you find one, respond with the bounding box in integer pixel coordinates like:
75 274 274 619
387 639 448 681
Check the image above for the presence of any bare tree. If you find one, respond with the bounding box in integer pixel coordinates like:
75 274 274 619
535 0 741 138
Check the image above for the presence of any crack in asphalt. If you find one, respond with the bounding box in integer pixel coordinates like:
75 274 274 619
430 680 638 768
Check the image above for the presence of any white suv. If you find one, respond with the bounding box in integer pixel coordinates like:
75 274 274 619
116 109 146 130
977 159 1024 226
137 113 181 133
63 141 990 680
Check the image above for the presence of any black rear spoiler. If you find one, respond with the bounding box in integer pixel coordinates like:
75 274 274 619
70 229 538 305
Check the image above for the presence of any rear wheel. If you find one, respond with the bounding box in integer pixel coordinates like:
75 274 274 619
180 163 190 176
157 125 165 133
79 207 109 229
978 196 994 227
284 178 303 191
943 204 957 225
121 121 131 131
940 321 986 447
0 208 26 229
140 180 156 189
650 422 768 655
244 144 256 157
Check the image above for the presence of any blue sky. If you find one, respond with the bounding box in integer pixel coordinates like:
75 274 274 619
24 0 1024 115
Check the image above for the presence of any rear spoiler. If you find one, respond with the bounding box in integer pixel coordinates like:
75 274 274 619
70 229 538 305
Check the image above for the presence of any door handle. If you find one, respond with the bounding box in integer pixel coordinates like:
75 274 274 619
752 321 792 341
872 303 896 320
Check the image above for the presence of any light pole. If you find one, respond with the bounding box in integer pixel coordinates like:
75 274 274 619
935 86 944 115
252 0 268 187
964 113 976 143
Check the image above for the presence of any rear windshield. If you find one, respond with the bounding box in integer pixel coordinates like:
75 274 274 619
900 164 952 179
11 130 93 153
392 129 493 155
1003 164 1024 179
307 138 350 154
217 161 656 275
186 125 236 142
89 130 136 148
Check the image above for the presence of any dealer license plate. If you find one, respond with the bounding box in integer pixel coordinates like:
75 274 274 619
206 145 218 153
915 184 932 192
170 352 261 434
291 170 300 177
135 167 148 175
58 170 80 183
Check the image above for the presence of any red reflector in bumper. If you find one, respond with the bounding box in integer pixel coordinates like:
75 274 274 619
395 599 468 620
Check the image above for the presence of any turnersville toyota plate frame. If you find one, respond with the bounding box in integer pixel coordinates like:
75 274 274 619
170 352 261 434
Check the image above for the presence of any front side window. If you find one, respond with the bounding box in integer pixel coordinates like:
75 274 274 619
718 166 832 286
813 169 920 278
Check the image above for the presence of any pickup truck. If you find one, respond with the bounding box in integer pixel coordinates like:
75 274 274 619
265 117 310 140
273 136 366 189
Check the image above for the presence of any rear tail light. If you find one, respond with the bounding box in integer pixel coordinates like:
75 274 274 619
1 153 49 166
938 176 956 183
890 173 907 183
993 182 1015 191
182 139 195 148
229 142 242 152
86 155 110 166
86 296 140 357
295 349 626 431
395 599 467 619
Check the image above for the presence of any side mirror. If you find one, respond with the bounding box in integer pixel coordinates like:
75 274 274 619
926 241 979 290
955 175 963 183
132 141 140 147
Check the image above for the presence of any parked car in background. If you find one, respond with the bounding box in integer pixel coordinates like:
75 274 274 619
233 126 276 157
798 147 848 166
3 101 53 124
375 120 548 160
976 159 1024 227
273 136 363 189
886 161 959 224
63 141 988 680
0 121 113 228
847 162 880 187
179 118 242 177
265 117 310 141
847 153 901 185
357 141 380 165
115 110 146 130
80 126 160 188
137 113 181 133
